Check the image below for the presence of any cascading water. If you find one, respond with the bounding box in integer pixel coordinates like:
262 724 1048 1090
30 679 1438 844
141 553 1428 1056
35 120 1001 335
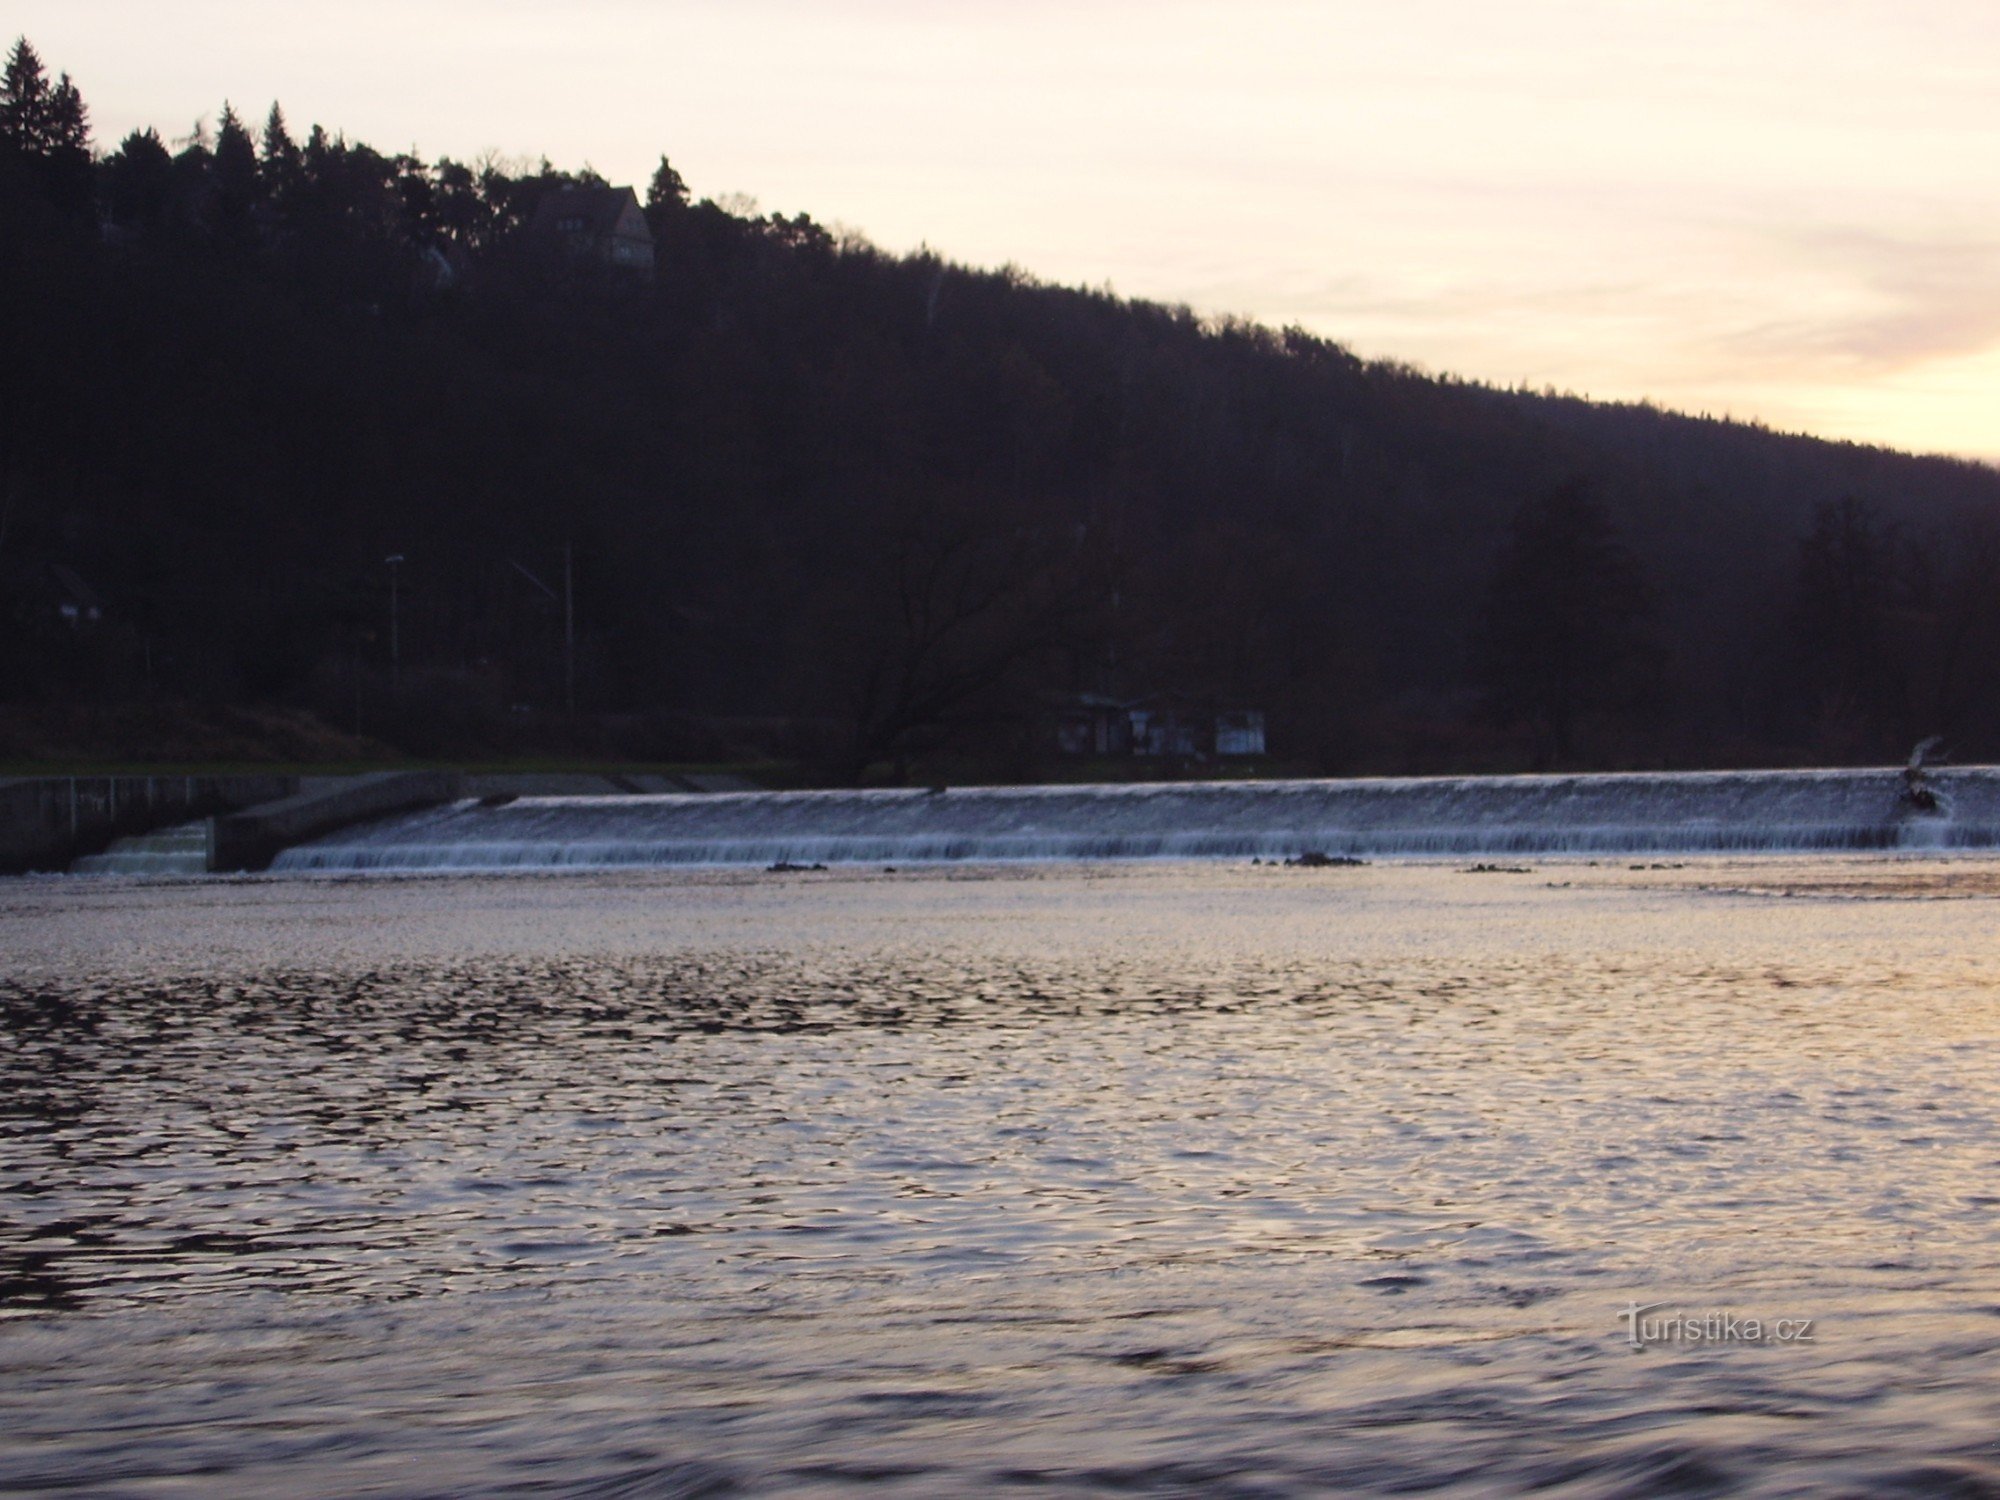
69 821 212 876
269 767 2000 872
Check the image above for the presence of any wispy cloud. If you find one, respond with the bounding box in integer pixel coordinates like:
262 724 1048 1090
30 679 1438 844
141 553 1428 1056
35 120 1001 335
1717 226 2000 378
16 0 2000 455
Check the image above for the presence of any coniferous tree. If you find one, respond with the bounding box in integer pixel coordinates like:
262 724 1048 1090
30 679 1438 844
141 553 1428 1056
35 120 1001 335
1477 480 1661 768
1794 496 1904 752
0 37 89 210
39 72 91 211
103 127 175 228
0 37 50 156
8 27 2000 770
169 118 214 226
46 72 84 150
212 102 260 233
647 156 689 210
259 102 301 206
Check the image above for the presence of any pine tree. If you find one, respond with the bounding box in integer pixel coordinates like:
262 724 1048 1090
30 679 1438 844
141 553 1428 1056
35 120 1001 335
0 37 50 156
212 101 260 229
300 123 334 215
1477 480 1661 767
40 71 89 208
104 126 175 227
260 101 295 162
1795 496 1905 750
47 71 85 152
169 118 213 225
646 155 689 209
1 39 92 210
260 102 300 202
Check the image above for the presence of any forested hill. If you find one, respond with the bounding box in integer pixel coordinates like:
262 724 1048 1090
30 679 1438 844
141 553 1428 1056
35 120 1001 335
6 37 2000 779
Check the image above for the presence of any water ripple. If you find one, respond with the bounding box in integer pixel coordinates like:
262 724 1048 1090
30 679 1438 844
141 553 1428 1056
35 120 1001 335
2 862 1999 1494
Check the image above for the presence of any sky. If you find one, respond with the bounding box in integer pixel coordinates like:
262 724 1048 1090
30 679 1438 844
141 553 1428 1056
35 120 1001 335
17 0 2000 461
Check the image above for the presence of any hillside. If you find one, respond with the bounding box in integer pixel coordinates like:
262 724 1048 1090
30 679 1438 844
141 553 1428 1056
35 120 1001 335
6 37 1999 779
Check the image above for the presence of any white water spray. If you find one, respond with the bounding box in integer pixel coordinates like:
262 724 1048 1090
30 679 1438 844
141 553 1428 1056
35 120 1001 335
270 768 2000 872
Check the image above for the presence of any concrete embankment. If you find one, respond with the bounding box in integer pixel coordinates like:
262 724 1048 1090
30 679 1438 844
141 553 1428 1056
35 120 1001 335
211 771 461 872
8 768 759 874
0 774 298 874
210 770 750 870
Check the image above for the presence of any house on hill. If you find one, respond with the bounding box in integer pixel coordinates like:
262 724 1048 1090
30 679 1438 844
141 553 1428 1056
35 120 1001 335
527 185 655 277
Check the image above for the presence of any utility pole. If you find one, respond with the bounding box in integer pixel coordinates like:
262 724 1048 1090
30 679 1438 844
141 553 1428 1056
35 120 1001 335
386 553 405 692
563 539 576 718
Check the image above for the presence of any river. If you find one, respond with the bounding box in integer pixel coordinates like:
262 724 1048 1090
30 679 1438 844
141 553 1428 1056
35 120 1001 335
4 859 1998 1495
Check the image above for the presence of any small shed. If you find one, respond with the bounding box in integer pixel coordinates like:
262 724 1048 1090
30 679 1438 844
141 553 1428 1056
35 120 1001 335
1215 710 1267 756
1053 694 1133 756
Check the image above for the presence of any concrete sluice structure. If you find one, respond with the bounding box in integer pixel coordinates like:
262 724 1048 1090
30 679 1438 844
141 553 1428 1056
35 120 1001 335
270 768 2000 872
68 821 213 875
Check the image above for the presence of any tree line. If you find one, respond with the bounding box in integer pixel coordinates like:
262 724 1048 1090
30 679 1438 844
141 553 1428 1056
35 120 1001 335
6 35 2000 778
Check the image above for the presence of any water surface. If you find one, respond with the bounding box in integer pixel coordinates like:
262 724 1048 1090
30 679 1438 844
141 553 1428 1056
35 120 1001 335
4 860 1999 1495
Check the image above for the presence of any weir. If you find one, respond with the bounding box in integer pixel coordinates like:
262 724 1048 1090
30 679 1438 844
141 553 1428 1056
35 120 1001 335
270 767 2000 872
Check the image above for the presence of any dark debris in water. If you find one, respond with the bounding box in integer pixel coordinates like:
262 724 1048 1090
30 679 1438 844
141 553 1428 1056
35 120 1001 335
1250 851 1369 867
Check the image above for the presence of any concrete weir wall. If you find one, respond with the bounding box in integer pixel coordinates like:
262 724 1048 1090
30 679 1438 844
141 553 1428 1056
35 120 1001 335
0 774 298 874
211 771 460 872
5 769 737 874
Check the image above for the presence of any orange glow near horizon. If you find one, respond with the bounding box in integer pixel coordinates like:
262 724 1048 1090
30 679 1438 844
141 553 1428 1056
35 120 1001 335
22 0 2000 461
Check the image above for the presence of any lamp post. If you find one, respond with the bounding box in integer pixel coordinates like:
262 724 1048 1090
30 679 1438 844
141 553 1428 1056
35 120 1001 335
385 553 405 692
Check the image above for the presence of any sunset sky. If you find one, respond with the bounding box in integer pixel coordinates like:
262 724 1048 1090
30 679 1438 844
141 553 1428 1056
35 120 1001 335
19 0 2000 461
